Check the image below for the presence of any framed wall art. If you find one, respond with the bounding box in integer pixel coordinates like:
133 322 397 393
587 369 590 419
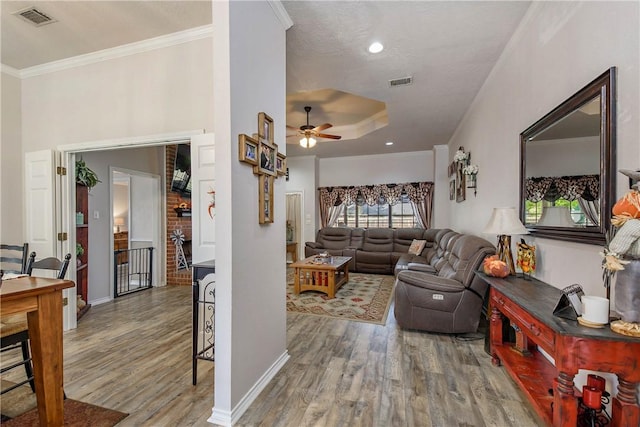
238 134 259 166
449 180 456 200
259 174 274 224
258 112 274 143
276 152 287 176
255 139 277 176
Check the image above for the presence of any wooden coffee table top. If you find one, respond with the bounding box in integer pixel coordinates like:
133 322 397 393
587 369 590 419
291 255 351 270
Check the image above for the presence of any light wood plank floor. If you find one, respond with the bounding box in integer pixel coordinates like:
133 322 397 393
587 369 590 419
2 285 541 426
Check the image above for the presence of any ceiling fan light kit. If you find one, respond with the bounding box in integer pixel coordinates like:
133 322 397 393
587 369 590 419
300 136 316 148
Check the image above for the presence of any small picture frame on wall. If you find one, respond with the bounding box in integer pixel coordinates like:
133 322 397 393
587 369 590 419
449 180 456 200
238 134 259 166
258 112 274 144
259 174 274 224
255 139 277 176
276 152 287 176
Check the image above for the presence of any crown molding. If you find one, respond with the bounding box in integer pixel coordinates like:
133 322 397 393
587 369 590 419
268 1 293 30
16 24 213 79
0 64 21 78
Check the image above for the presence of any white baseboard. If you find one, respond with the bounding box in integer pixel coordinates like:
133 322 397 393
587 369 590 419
89 296 111 306
208 350 290 426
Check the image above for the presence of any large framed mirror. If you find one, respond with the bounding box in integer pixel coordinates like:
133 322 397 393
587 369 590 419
519 67 616 245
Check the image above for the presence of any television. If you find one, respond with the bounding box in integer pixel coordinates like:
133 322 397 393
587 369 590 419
171 144 191 198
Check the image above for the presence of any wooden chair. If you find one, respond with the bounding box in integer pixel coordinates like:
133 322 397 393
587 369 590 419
1 243 32 394
0 243 29 276
1 252 71 395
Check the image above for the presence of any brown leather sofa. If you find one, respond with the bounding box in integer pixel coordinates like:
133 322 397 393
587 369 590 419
305 227 437 273
394 233 495 333
305 227 496 333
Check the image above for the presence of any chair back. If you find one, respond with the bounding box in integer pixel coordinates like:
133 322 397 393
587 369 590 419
0 243 30 275
26 252 72 279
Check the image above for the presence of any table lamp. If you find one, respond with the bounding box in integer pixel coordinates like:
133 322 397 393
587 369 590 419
483 207 529 275
114 217 125 233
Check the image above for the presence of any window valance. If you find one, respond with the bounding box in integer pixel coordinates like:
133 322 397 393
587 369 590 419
319 182 434 207
525 175 599 202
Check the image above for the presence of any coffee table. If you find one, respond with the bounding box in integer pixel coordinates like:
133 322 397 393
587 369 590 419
291 255 351 299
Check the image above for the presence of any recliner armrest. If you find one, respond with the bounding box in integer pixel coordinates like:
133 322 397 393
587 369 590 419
407 263 436 274
305 242 322 249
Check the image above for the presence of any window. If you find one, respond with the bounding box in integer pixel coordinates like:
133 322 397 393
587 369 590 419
339 195 418 228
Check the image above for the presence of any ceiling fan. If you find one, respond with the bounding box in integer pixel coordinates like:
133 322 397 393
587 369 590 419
287 106 342 148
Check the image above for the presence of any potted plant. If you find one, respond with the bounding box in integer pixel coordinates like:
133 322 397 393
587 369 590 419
76 243 85 266
75 158 101 191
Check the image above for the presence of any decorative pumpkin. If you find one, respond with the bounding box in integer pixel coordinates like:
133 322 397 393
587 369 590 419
483 255 509 278
612 189 640 223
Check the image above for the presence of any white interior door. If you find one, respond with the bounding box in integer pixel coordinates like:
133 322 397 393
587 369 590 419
24 149 76 330
190 133 216 264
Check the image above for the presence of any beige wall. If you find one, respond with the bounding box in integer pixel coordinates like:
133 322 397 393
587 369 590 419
448 1 639 297
20 38 214 151
0 72 23 244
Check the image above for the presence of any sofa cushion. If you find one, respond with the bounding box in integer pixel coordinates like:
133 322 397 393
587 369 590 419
362 228 394 252
393 228 429 253
316 228 352 250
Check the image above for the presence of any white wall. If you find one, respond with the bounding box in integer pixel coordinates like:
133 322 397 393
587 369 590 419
211 1 288 424
319 150 433 186
448 1 639 299
0 72 23 244
285 156 319 246
20 38 214 150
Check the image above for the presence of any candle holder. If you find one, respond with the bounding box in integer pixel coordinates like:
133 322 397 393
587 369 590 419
577 388 611 427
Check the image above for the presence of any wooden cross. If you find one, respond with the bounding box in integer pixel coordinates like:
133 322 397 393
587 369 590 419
238 112 286 224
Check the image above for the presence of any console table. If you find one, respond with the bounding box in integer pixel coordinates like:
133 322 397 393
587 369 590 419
191 259 215 385
480 273 640 426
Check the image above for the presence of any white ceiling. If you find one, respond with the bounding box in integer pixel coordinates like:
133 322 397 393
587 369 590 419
1 1 532 158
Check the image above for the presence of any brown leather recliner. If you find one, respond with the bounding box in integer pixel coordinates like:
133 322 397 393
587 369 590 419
394 234 495 334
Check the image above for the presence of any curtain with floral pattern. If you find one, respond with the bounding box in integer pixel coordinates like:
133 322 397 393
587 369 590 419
317 181 434 228
525 175 599 202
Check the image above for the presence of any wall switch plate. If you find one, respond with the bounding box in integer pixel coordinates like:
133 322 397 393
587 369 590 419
93 211 99 219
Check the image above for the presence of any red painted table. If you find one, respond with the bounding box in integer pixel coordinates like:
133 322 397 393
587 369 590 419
480 273 640 427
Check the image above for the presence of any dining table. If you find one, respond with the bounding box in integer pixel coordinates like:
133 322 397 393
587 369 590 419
1 275 74 426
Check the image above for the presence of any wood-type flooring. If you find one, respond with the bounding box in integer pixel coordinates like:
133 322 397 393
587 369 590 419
2 285 541 426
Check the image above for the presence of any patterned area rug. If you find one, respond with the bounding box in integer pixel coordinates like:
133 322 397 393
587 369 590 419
286 269 395 325
1 381 127 426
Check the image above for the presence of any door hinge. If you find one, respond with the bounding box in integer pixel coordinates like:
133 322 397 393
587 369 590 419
57 232 68 241
56 166 67 176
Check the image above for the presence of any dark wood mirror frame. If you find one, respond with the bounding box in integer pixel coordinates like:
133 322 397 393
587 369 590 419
519 67 616 245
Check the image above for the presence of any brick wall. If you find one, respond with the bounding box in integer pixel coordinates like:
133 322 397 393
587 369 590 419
166 145 192 286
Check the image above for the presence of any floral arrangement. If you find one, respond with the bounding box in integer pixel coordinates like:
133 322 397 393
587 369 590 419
453 149 468 162
463 164 479 175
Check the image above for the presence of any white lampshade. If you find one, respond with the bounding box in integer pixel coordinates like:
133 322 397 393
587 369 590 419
300 136 316 148
483 207 529 235
537 206 575 227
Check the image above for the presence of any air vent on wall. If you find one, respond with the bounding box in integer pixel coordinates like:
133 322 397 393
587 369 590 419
13 7 56 26
389 76 413 87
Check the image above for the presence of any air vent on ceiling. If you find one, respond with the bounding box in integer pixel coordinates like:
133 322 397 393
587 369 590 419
13 7 56 27
389 76 413 87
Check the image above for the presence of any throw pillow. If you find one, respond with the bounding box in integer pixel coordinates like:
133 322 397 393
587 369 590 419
408 239 427 255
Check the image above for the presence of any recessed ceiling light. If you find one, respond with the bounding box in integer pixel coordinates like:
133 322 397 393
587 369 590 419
368 42 384 54
385 141 394 146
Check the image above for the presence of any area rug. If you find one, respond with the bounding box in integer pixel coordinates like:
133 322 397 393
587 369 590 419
286 269 395 325
1 381 127 426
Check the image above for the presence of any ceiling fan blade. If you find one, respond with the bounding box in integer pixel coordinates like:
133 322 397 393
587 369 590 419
316 133 342 140
286 125 298 130
313 123 333 132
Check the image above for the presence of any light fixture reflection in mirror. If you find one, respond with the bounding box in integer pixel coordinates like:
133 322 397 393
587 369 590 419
519 67 616 245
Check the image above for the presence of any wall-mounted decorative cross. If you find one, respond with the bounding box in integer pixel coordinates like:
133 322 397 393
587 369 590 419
238 112 286 224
